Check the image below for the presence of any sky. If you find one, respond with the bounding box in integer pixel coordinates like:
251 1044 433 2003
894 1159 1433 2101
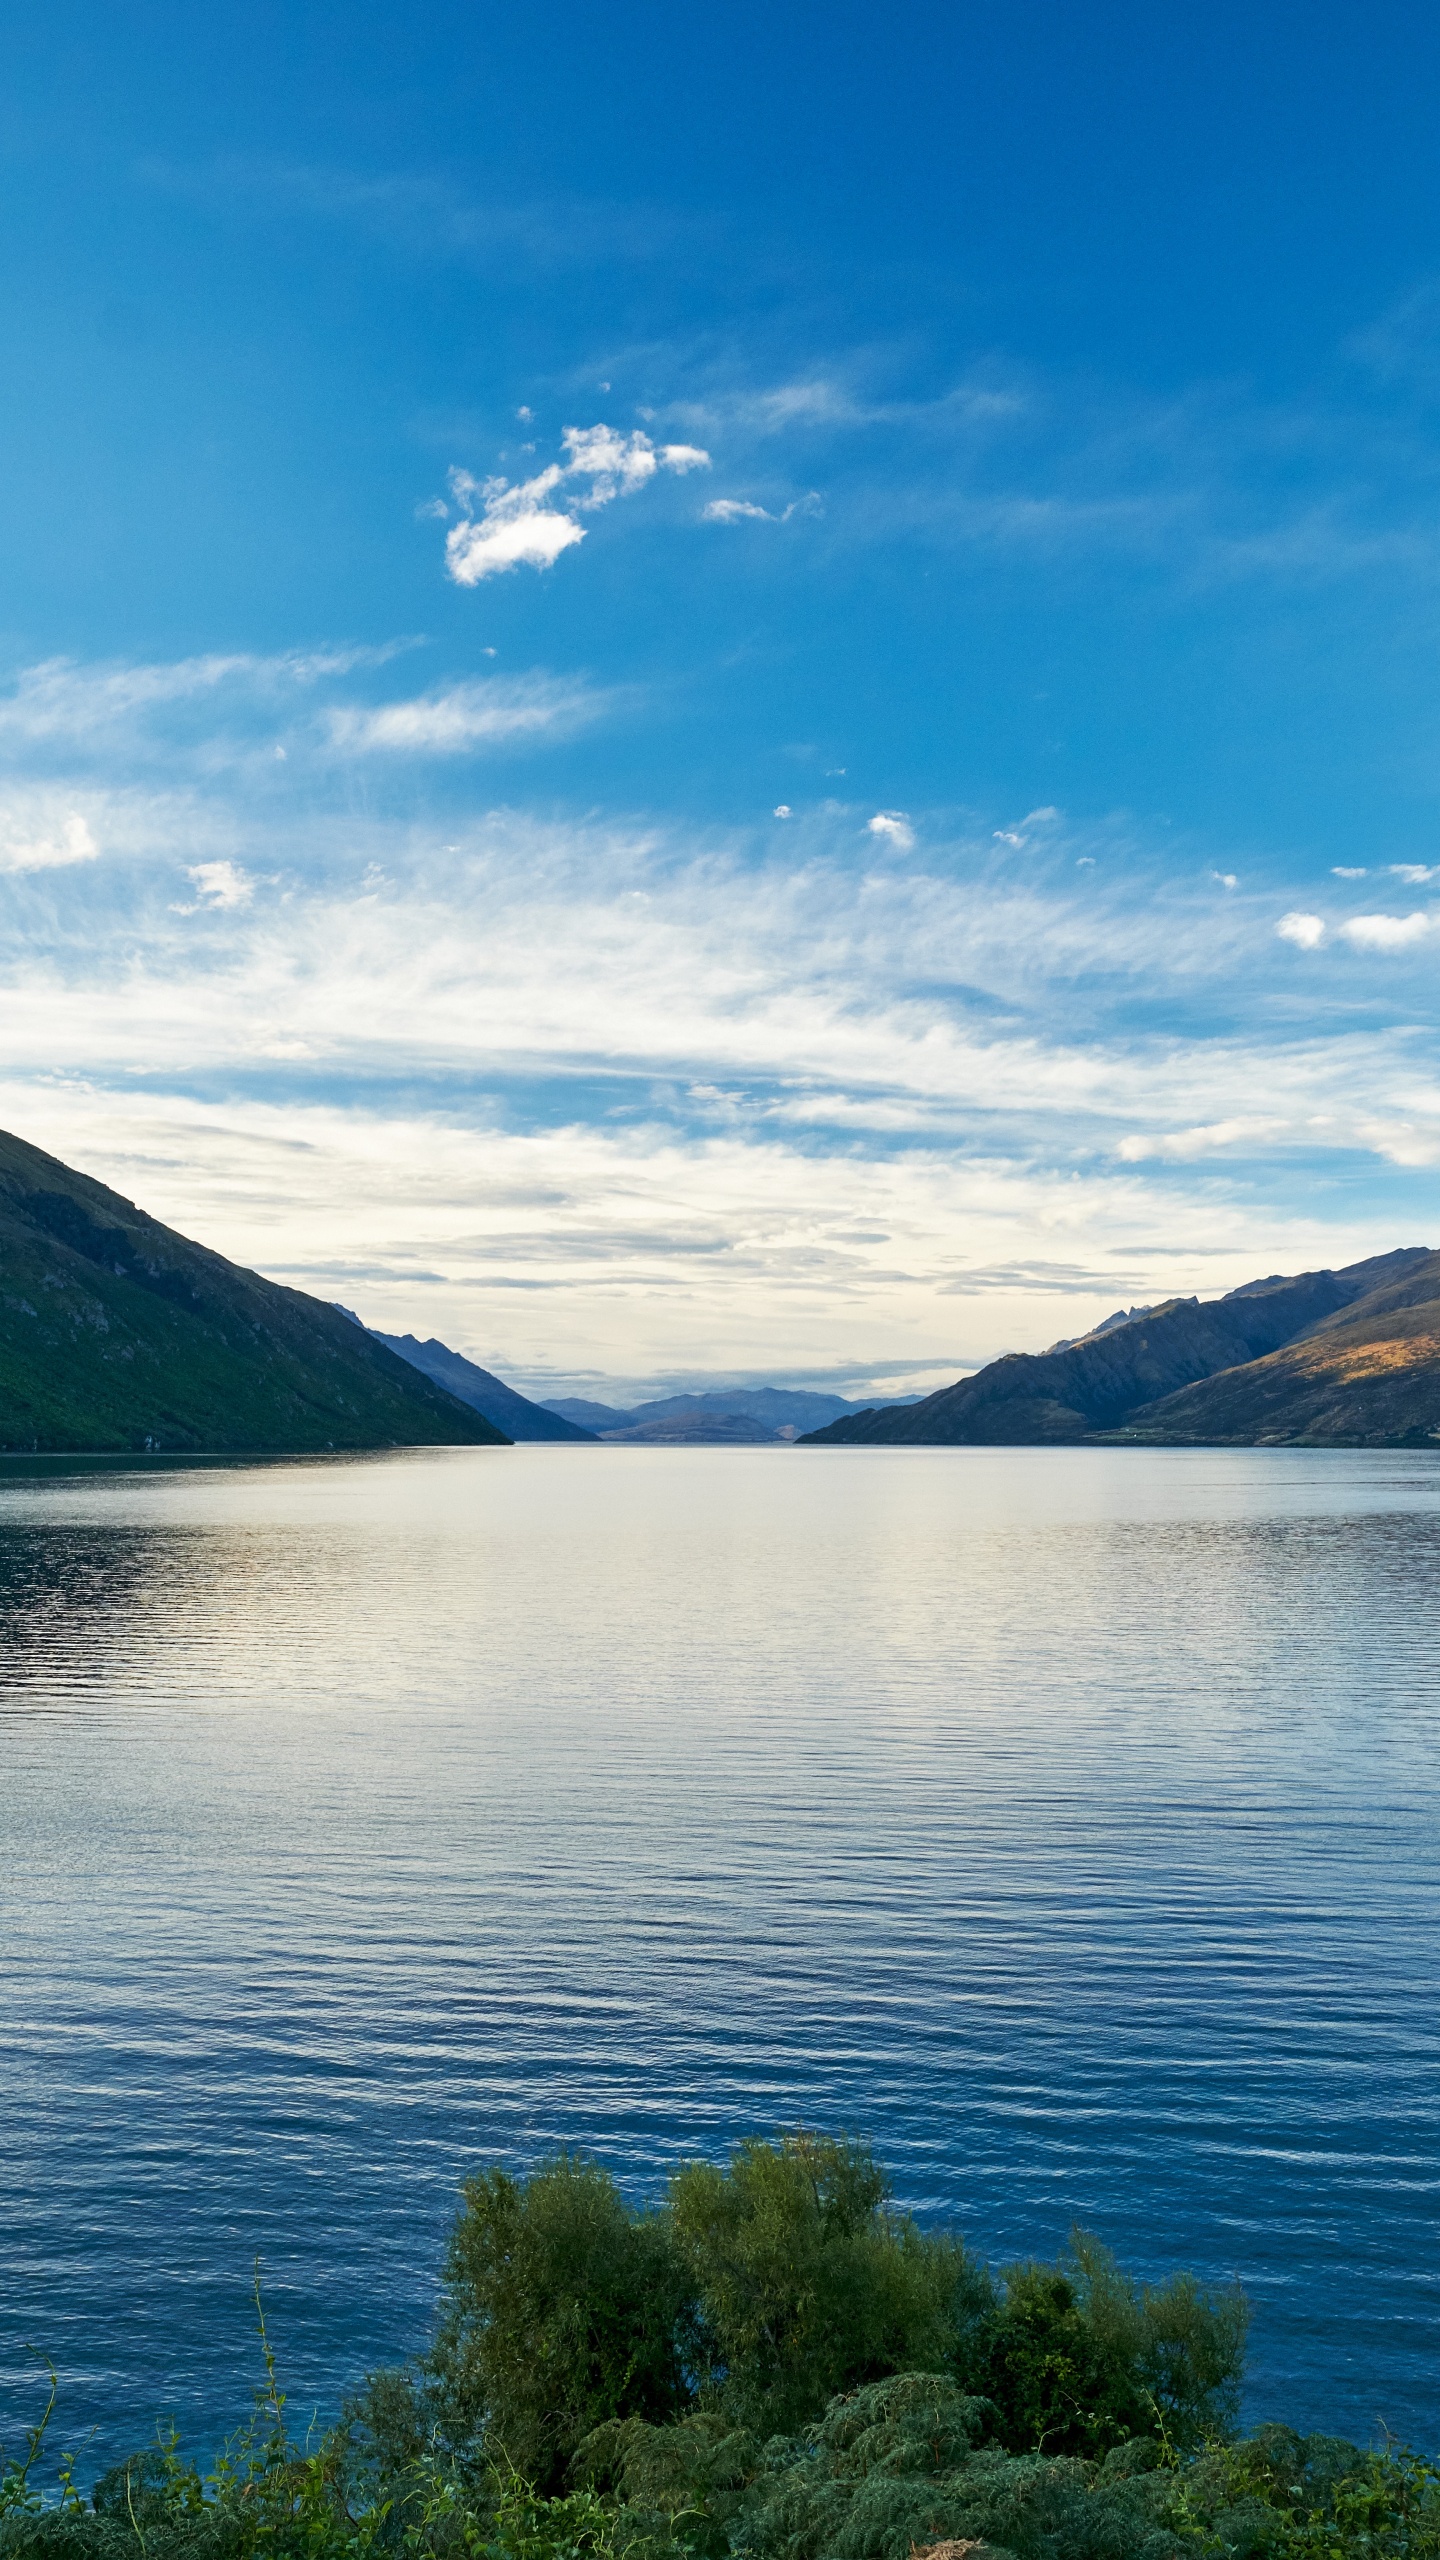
5 2 1440 1402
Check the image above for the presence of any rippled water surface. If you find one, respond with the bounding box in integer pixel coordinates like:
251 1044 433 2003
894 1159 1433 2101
4 1444 1440 2465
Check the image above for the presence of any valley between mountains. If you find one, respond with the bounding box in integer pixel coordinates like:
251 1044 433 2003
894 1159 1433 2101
2 1124 1439 1450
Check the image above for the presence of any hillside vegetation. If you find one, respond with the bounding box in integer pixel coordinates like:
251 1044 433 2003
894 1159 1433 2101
6 2132 1434 2560
0 1130 507 1452
802 1250 1440 1447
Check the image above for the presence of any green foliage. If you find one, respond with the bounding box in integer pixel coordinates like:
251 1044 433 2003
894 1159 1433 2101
426 2156 693 2490
1161 2425 1440 2559
2 2130 1354 2560
574 2415 759 2560
731 2374 1174 2560
978 2235 1247 2458
667 2134 993 2434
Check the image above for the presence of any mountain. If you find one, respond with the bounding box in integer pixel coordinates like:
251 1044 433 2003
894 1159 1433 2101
541 1386 864 1443
1118 1250 1440 1444
799 1249 1433 1447
1043 1303 1158 1354
0 1129 508 1453
370 1334 596 1440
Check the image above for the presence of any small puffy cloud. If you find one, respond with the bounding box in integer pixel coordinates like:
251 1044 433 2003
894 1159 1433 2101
329 676 600 754
1389 863 1439 883
445 466 585 584
773 804 792 818
1277 910 1326 949
562 424 662 503
994 829 1027 847
440 425 710 586
187 860 252 909
704 498 775 523
1340 910 1432 950
1210 871 1238 888
0 809 99 873
868 811 914 850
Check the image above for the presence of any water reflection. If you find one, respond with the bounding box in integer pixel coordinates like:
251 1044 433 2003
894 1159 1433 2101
2 1447 1439 2466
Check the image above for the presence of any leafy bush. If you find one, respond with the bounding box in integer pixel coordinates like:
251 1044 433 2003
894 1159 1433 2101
1163 2425 1440 2558
978 2236 1247 2458
667 2135 993 2435
730 2374 1175 2560
423 2155 694 2490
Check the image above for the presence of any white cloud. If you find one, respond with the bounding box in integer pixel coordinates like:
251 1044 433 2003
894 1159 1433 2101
1332 866 1367 877
0 646 414 750
1277 910 1326 949
868 811 914 850
3 681 1439 1383
328 676 601 753
0 808 99 873
773 804 792 818
441 424 711 585
1340 910 1432 950
1389 863 1439 883
1118 1116 1285 1162
704 498 775 523
1210 871 1238 889
186 860 252 909
444 467 586 584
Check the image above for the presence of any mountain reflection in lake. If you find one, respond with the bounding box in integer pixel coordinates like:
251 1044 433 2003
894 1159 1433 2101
3 1445 1439 2466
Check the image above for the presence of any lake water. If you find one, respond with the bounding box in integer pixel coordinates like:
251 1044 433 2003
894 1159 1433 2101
3 1444 1439 2473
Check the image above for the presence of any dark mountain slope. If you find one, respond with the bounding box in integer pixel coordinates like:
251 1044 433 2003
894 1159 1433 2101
0 1129 508 1452
1120 1251 1440 1444
800 1249 1429 1446
372 1333 595 1440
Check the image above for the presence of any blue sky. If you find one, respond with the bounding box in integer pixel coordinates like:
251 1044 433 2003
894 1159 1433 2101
5 1 1440 1399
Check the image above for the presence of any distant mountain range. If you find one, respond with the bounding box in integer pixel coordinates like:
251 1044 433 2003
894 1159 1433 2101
0 1130 508 1452
370 1334 596 1440
800 1249 1440 1447
12 1124 1433 1455
542 1386 866 1443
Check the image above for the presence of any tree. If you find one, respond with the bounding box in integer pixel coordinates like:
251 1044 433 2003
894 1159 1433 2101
428 2154 694 2489
667 2133 993 2434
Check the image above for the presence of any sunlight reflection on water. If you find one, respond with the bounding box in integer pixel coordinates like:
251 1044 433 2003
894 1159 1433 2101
3 1445 1439 2464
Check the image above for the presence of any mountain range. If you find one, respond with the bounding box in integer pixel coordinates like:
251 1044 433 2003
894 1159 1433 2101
800 1249 1440 1447
7 1124 1438 1455
0 1130 507 1453
542 1386 864 1442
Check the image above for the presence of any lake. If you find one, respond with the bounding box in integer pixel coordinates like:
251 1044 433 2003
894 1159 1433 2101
3 1444 1439 2471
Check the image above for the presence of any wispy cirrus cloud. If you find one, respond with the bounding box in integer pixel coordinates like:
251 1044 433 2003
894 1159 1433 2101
0 645 609 778
437 423 710 585
3 643 1438 1388
327 674 606 753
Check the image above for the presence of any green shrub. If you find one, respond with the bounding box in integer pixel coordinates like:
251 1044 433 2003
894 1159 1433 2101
668 2134 993 2434
978 2236 1246 2458
425 2155 694 2488
730 2374 1175 2560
